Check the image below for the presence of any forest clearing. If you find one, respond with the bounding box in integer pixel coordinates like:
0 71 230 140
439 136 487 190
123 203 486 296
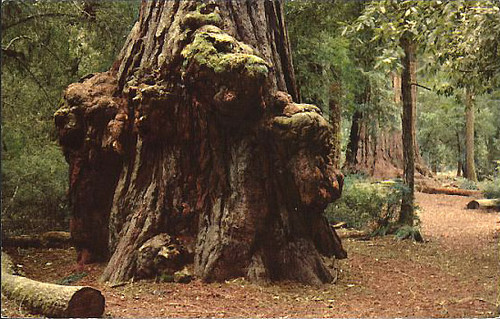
2 191 499 318
2 1 500 318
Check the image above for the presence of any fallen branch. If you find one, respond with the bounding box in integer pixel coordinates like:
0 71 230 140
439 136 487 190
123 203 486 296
1 252 105 318
466 199 500 210
2 231 71 248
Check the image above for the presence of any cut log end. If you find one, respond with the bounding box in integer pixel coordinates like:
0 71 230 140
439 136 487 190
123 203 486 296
466 200 480 209
67 287 105 318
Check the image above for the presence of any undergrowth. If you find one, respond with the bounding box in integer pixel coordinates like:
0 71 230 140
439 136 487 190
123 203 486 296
481 176 500 199
326 174 421 239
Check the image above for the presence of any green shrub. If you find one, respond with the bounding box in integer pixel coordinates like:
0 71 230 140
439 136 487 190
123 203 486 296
395 225 423 242
482 177 500 199
456 177 479 190
1 141 69 236
325 175 408 233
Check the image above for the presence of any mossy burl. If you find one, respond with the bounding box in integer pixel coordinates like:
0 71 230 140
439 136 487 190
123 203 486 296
182 3 222 30
181 26 269 79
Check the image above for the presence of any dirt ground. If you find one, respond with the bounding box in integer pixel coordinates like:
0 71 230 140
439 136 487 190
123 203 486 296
2 192 499 318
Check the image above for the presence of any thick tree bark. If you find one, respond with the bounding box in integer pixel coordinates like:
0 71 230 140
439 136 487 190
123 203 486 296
56 0 345 286
464 87 477 182
54 72 124 263
1 252 105 318
399 33 416 226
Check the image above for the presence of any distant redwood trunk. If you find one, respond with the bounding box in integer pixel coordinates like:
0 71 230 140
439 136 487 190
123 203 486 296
343 72 432 179
55 0 345 285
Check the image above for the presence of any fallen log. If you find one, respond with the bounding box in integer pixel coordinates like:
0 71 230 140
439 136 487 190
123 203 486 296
466 199 500 210
2 231 71 248
1 252 105 318
418 186 481 197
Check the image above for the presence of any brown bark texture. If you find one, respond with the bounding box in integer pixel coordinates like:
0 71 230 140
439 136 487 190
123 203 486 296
55 0 345 286
399 33 416 226
344 118 404 179
1 252 105 318
464 88 477 182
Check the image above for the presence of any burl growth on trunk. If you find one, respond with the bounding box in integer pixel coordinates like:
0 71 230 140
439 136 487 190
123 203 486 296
55 1 345 285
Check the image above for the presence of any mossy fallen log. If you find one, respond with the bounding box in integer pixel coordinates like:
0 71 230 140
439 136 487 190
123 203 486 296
466 199 500 210
2 231 71 248
1 252 105 318
418 186 481 197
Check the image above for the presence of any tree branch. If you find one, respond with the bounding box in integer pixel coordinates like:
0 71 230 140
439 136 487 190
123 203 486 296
2 13 81 30
411 82 432 91
11 55 54 105
3 36 31 51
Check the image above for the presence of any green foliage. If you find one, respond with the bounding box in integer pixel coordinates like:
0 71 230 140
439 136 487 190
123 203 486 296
325 175 409 234
417 86 464 172
1 141 68 235
57 272 88 285
426 1 500 93
1 1 139 235
456 177 479 190
285 1 364 118
481 176 500 199
418 86 500 178
394 225 423 242
285 0 400 163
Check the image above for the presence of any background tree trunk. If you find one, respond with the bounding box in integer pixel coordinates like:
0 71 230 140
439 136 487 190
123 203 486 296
464 87 477 182
399 33 416 226
345 110 363 169
56 0 345 286
329 95 342 167
343 72 431 179
456 132 463 177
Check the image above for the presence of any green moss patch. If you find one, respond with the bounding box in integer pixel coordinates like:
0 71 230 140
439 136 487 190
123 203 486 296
181 26 269 79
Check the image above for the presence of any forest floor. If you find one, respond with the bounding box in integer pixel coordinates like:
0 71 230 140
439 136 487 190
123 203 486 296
2 192 499 318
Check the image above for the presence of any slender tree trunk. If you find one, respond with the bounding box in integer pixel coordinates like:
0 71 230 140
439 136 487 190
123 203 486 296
56 0 345 286
464 87 477 182
329 90 341 167
393 72 432 178
456 132 463 177
399 33 416 226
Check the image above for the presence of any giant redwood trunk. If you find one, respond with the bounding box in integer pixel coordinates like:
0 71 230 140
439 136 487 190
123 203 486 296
55 0 345 285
